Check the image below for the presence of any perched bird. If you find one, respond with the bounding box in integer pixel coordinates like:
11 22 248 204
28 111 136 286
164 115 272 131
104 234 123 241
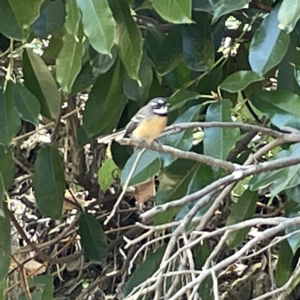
124 97 169 141
97 97 169 143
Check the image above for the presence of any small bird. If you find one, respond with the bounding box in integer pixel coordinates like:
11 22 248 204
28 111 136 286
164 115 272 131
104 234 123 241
97 97 169 143
124 97 169 141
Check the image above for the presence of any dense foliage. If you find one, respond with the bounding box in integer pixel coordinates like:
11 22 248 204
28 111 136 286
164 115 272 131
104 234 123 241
1 0 300 299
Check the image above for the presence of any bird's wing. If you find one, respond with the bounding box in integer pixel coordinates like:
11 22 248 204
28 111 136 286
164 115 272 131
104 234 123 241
124 106 149 137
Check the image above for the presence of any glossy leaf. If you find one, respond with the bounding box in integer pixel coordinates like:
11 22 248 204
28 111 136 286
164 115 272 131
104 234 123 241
33 145 65 219
83 60 127 137
182 11 214 71
78 211 108 262
31 0 65 38
109 0 143 81
0 211 11 282
56 32 84 94
278 0 300 34
220 70 264 93
76 0 115 55
98 157 119 191
123 52 153 104
6 81 40 126
150 0 192 24
121 150 162 187
250 143 300 196
226 190 258 248
210 0 251 22
249 8 290 76
65 0 81 37
0 91 21 146
276 240 293 286
249 90 300 130
204 99 240 160
0 146 14 189
0 0 43 39
23 49 61 121
123 246 166 296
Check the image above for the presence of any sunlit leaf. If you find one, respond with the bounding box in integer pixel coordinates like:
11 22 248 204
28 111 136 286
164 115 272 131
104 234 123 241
150 0 192 24
249 8 289 76
76 0 115 55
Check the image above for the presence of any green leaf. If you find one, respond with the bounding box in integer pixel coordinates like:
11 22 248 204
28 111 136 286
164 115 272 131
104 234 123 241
23 275 54 300
187 163 224 195
6 81 40 126
31 0 65 39
220 70 264 93
71 62 95 95
204 99 240 160
154 159 197 225
0 173 4 217
250 143 300 196
161 104 202 166
0 146 14 189
249 90 300 130
276 240 293 287
145 26 182 76
123 51 153 104
149 0 192 24
78 211 108 262
98 157 119 191
0 211 11 282
56 32 84 94
0 279 5 299
278 0 300 34
83 60 127 137
182 11 214 71
123 246 166 296
121 150 162 186
192 0 213 13
0 0 43 39
23 49 61 121
109 0 143 81
193 243 213 299
91 45 117 77
33 145 65 219
76 0 115 55
276 31 300 94
210 0 251 22
42 33 63 60
0 91 21 146
65 0 81 37
226 190 258 248
293 64 300 89
249 8 290 76
168 89 201 110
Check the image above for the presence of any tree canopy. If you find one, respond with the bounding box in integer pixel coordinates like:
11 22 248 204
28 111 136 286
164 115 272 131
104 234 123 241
1 0 300 299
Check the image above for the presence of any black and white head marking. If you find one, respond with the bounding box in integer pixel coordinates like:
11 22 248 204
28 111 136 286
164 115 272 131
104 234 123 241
150 98 169 115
